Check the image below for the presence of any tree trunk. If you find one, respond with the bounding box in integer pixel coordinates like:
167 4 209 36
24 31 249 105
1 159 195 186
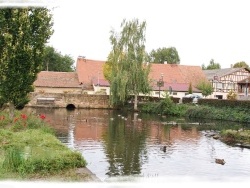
134 94 138 111
9 102 15 120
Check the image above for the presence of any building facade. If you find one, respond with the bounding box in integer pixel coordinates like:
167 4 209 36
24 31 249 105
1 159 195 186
203 68 250 99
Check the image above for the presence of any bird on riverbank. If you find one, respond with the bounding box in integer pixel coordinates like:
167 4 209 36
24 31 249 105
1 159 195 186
160 146 167 152
215 158 226 165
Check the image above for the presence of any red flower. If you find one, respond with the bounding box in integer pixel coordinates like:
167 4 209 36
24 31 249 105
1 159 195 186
39 114 46 120
21 114 27 120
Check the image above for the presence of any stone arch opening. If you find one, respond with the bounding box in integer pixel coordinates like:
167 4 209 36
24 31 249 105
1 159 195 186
66 104 76 110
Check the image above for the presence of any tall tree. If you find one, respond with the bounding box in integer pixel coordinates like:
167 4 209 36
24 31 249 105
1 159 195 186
233 61 249 68
109 19 151 111
42 46 75 72
202 59 221 70
0 8 53 117
147 47 180 64
188 82 193 94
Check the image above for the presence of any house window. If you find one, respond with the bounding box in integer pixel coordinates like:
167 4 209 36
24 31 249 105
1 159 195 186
217 82 222 89
37 98 55 105
172 92 177 95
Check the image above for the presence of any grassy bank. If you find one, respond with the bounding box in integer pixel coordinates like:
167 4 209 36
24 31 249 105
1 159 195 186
220 129 250 147
0 110 88 181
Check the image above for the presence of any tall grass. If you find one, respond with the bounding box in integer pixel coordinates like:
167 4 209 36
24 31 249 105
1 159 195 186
2 146 24 172
0 110 87 178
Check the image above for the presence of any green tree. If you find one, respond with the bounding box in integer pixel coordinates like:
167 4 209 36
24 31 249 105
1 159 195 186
202 59 221 70
147 47 180 64
103 52 114 82
0 8 53 117
233 61 249 68
42 46 75 72
227 90 237 100
109 19 151 111
196 80 213 97
188 82 193 94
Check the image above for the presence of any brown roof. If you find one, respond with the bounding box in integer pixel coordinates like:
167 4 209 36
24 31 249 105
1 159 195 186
149 64 207 86
76 58 207 90
34 71 82 88
76 58 106 87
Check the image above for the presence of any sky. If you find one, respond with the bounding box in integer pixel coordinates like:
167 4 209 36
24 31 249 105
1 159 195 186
2 0 250 68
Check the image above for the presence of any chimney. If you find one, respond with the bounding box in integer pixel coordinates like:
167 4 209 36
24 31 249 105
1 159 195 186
78 56 86 62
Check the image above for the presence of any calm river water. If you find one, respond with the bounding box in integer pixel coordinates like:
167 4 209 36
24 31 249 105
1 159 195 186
22 107 250 182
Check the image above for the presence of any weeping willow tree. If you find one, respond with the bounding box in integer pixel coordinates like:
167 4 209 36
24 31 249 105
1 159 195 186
109 19 151 111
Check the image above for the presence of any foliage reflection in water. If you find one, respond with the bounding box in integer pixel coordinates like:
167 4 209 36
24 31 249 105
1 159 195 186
22 108 250 182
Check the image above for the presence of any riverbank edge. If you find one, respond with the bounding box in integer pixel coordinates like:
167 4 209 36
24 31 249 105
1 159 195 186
205 130 250 149
75 167 102 182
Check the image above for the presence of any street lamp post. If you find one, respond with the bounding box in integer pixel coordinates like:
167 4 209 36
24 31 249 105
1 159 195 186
214 75 218 99
246 79 248 97
157 73 164 98
98 71 100 86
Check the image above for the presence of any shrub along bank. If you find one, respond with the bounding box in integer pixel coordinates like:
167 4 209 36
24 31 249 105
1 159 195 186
0 110 87 180
140 97 250 123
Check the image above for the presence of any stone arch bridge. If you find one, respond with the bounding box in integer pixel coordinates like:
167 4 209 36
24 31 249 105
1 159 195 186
27 93 111 109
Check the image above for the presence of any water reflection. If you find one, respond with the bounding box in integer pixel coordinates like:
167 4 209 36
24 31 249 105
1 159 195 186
102 114 150 177
21 108 250 182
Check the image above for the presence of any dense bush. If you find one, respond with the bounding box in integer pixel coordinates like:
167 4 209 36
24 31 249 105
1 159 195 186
185 105 250 123
140 95 188 116
182 97 193 104
198 98 250 112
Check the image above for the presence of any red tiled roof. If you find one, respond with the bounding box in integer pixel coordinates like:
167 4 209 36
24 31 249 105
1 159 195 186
34 71 82 88
76 58 106 86
75 58 207 90
149 63 207 86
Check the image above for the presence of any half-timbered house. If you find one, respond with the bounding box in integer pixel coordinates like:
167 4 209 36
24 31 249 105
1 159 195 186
203 68 250 99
